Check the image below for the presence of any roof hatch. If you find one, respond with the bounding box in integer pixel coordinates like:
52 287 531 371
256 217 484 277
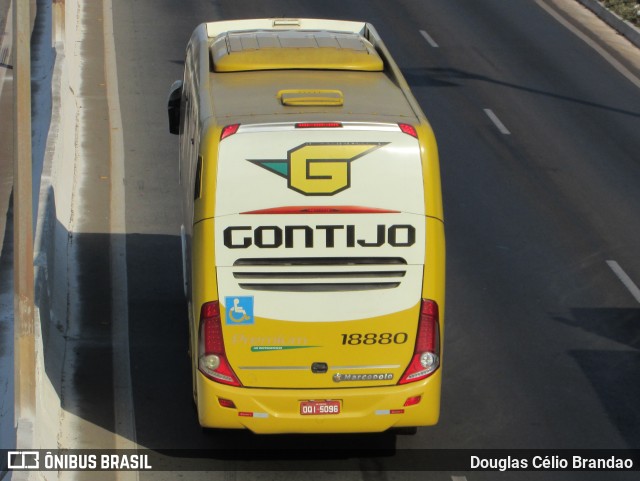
277 89 344 106
210 30 384 72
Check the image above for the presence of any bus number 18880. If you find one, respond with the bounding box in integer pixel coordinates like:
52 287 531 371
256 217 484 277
340 332 408 345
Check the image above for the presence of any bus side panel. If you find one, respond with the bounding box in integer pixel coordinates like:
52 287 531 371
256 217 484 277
190 218 218 395
423 216 445 324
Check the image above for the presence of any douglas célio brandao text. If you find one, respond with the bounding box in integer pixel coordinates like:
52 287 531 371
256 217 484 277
470 455 634 471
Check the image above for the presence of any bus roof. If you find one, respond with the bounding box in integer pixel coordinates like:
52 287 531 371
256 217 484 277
211 30 384 72
208 69 418 125
195 19 423 126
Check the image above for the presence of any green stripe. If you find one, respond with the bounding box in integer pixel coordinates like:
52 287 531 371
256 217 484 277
251 345 320 352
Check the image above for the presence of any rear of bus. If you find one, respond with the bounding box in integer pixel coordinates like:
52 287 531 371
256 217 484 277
183 20 445 434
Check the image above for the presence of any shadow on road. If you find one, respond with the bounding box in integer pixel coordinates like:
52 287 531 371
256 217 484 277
554 308 640 448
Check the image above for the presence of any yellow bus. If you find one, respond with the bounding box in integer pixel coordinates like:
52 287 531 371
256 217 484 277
167 18 445 434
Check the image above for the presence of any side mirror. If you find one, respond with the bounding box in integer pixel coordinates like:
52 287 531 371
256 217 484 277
167 80 183 135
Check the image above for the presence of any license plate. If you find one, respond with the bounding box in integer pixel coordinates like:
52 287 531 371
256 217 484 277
300 400 341 415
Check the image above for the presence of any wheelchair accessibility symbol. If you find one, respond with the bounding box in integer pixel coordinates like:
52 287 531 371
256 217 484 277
225 296 254 325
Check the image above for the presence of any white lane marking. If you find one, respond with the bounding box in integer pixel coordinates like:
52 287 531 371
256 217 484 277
535 0 640 90
451 477 468 481
103 0 139 472
607 260 640 304
420 29 439 48
484 108 511 135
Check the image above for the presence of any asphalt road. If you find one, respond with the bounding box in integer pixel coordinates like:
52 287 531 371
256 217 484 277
59 0 640 479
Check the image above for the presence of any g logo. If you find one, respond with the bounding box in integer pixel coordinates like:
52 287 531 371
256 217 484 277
249 143 386 196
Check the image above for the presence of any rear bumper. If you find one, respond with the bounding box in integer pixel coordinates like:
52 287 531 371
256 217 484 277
196 370 441 434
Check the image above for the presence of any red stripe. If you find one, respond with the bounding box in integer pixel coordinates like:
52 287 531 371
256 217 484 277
241 206 400 215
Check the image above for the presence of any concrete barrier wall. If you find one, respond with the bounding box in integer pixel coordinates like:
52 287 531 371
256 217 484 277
31 0 80 473
576 0 640 48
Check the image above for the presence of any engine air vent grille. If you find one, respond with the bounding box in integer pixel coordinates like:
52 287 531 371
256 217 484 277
232 257 407 292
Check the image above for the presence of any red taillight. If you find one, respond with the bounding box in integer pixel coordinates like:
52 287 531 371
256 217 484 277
198 301 242 387
416 299 438 352
220 124 240 140
404 396 422 407
201 302 222 353
295 122 342 129
398 123 418 138
218 398 237 409
398 299 440 385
